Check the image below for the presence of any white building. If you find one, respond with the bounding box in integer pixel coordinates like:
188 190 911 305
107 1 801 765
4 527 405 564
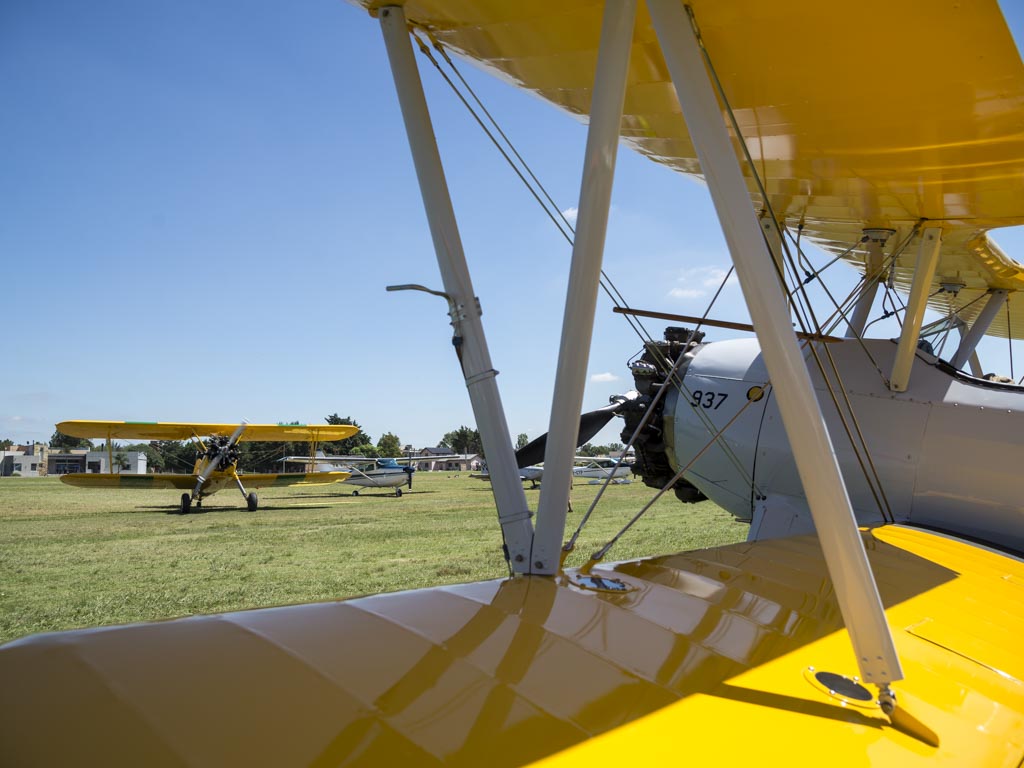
48 450 147 475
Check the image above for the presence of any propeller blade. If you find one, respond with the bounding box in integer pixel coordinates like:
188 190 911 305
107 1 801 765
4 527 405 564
192 453 219 496
514 400 625 469
406 466 414 489
226 420 249 448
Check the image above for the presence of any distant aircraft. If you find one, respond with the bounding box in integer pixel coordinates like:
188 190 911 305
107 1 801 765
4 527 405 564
283 454 424 496
55 420 357 514
572 456 633 483
471 463 544 488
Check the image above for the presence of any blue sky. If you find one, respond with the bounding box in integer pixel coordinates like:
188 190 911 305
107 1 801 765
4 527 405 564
3 0 1024 450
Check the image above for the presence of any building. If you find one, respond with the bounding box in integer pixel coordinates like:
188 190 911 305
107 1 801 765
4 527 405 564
0 443 49 477
413 448 483 472
47 450 147 475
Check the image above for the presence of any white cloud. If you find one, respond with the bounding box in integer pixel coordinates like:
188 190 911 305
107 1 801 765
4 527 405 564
561 206 578 225
590 372 619 383
668 288 704 299
668 265 737 301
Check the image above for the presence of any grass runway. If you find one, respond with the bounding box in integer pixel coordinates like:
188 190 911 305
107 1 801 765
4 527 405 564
0 474 747 644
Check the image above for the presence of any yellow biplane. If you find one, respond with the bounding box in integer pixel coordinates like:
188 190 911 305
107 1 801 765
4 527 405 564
55 420 357 514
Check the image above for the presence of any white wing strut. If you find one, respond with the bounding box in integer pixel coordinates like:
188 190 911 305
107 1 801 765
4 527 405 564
646 0 903 689
951 289 1009 370
533 0 638 573
379 6 534 571
891 228 942 391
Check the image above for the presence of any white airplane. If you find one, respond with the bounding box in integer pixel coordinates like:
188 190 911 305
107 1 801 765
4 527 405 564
572 456 633 483
283 454 419 496
5 2 1024 765
472 463 545 487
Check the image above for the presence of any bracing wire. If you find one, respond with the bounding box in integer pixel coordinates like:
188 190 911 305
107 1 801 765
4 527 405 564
416 31 761 497
415 19 907 558
413 33 661 352
564 267 745 559
579 394 761 572
686 8 903 524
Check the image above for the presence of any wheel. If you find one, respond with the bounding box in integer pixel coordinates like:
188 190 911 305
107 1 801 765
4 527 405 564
179 493 191 515
352 490 359 497
395 488 403 498
246 492 258 512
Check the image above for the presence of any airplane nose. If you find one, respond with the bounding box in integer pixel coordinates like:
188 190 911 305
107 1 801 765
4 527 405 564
622 325 707 503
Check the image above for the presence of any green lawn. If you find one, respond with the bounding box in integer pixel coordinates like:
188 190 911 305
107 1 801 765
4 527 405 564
0 474 747 644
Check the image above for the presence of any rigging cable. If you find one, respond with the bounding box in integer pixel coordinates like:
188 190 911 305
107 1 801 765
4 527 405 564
578 395 761 573
412 32 658 352
417 31 761 495
563 267 747 563
688 12 897 523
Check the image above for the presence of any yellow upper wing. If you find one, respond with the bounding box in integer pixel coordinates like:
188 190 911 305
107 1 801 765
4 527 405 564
55 420 359 442
352 0 1024 336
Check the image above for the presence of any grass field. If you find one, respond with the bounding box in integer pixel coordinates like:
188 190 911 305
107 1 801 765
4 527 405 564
0 474 747 644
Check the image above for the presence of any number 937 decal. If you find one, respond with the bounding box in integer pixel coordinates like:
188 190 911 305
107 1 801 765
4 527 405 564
689 390 728 410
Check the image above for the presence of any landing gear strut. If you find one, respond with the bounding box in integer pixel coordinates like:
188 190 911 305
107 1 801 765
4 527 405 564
233 472 257 512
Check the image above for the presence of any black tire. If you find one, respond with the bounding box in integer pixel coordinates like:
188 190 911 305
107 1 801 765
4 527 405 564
246 492 258 512
179 493 191 515
352 490 359 497
395 488 403 498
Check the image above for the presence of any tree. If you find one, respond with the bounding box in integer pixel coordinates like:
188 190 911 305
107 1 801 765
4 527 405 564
351 443 379 459
150 441 198 473
124 442 165 473
113 450 129 474
376 432 402 457
515 433 529 450
324 414 373 455
49 430 92 452
441 426 482 455
0 439 13 450
607 442 624 454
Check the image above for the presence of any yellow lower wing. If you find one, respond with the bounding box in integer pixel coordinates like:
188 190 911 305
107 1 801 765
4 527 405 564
60 473 197 490
235 471 351 488
59 471 350 491
2 526 1023 764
